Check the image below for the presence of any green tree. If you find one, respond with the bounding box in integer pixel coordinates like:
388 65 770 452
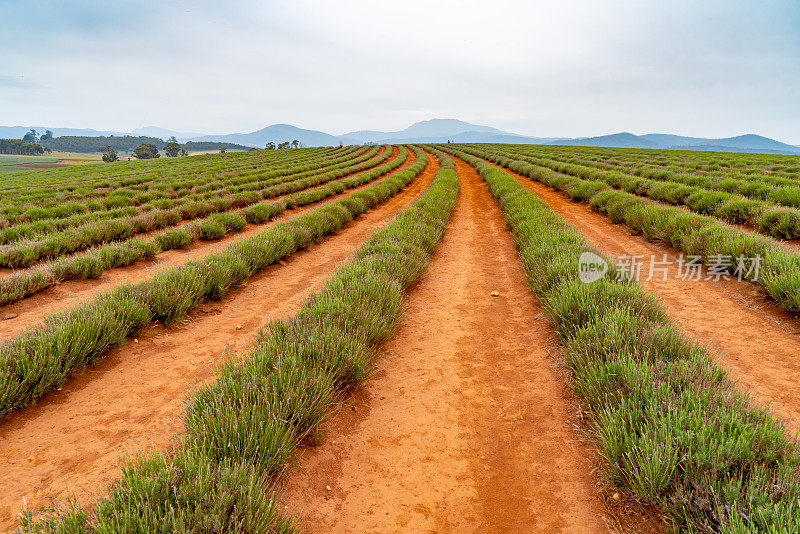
0 139 44 155
265 141 276 150
219 146 228 154
278 141 290 149
132 143 160 159
180 148 188 157
164 141 182 157
40 130 54 141
99 145 119 162
291 139 300 148
22 129 38 142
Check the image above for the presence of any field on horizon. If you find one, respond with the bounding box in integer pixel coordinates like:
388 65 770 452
1 143 800 532
0 148 243 174
0 152 102 174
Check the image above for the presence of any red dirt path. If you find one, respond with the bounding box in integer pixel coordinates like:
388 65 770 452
483 158 800 436
11 162 68 170
279 156 611 532
0 147 411 341
0 153 437 532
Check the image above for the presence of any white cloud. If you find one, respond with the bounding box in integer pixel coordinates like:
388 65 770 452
1 0 798 143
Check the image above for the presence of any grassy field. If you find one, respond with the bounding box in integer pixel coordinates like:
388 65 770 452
0 155 61 174
0 152 102 174
2 144 800 532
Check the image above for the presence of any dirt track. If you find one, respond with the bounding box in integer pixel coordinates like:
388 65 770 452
0 147 409 341
11 162 68 170
0 153 436 532
482 158 800 436
279 156 610 532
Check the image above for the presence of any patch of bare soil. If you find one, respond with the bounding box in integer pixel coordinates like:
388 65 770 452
11 163 68 170
0 147 410 341
279 156 612 533
485 158 800 437
0 153 438 532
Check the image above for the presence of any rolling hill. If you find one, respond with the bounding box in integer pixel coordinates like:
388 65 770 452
2 120 798 154
554 132 800 154
184 124 355 147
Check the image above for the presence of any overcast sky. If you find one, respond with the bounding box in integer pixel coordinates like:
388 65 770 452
2 0 798 143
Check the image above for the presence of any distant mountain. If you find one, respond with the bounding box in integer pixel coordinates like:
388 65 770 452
0 126 127 138
552 132 800 154
344 119 510 144
551 132 658 149
132 126 205 140
639 134 711 147
186 124 355 147
706 134 798 152
370 131 561 145
640 133 800 152
0 125 209 144
0 125 206 140
2 120 798 154
452 131 563 143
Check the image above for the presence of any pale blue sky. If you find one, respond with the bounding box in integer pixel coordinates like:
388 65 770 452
1 0 798 143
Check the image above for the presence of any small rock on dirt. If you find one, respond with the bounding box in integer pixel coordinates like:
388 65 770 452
4 314 18 320
325 485 332 491
490 291 500 297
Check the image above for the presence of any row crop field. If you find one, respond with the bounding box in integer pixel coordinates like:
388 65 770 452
1 143 799 532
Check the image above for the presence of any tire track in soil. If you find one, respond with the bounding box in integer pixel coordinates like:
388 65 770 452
480 157 800 436
0 152 438 533
0 146 411 341
279 156 610 533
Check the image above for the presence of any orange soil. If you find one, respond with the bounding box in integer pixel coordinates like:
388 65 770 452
0 147 411 341
11 163 69 170
484 158 800 436
279 157 611 533
0 153 437 532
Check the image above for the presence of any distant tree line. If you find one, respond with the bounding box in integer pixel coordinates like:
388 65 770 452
99 142 187 162
37 135 253 154
100 139 250 163
8 130 312 157
40 135 166 153
0 139 47 155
